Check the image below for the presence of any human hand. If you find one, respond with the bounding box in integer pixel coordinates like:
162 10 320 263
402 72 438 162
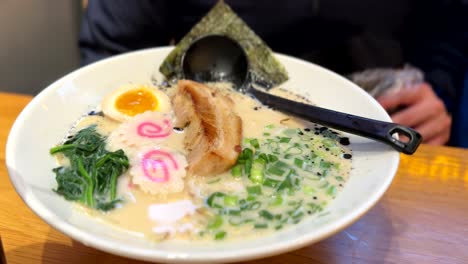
377 83 452 145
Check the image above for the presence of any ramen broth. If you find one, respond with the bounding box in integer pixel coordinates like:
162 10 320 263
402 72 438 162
57 84 352 241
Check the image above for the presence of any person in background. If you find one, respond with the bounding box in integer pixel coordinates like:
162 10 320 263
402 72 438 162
79 0 467 146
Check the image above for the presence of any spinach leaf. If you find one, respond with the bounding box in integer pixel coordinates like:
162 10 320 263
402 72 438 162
50 126 129 211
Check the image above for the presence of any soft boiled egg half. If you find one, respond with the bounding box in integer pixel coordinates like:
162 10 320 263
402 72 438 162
102 84 171 122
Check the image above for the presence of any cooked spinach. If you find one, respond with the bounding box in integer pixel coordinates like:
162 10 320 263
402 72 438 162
50 126 129 211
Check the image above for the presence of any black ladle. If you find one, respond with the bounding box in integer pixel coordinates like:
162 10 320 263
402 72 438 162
181 35 422 154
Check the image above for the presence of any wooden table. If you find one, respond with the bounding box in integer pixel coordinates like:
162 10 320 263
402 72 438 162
1 92 467 264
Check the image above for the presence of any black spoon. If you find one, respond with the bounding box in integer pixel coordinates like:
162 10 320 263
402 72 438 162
181 35 422 154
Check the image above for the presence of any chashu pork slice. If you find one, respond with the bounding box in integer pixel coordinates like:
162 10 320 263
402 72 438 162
171 80 243 176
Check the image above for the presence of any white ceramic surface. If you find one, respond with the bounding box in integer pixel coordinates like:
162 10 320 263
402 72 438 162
6 47 399 263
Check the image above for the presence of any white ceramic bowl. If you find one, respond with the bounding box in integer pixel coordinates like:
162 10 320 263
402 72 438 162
6 47 399 263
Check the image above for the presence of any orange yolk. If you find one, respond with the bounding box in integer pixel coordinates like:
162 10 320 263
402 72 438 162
115 89 158 116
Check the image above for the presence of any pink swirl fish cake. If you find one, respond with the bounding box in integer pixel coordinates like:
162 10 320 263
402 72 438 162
106 111 174 156
130 146 188 195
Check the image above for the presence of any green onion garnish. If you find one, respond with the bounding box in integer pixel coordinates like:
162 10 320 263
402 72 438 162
267 166 285 176
231 164 242 177
254 223 268 229
294 158 304 169
208 215 223 229
303 185 316 194
214 231 227 240
326 185 337 196
250 138 260 149
259 210 274 220
270 195 283 206
250 158 266 184
277 174 293 192
249 201 261 210
286 146 302 155
263 178 281 188
267 154 278 163
247 185 262 195
224 195 238 206
207 192 226 208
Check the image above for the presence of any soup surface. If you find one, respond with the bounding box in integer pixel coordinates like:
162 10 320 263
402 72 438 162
53 82 352 242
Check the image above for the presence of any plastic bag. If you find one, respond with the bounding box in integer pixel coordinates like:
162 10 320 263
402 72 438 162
349 65 424 98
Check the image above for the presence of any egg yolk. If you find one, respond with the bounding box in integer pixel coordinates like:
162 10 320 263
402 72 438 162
115 89 158 116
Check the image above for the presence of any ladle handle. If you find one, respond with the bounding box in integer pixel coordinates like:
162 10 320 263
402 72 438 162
251 88 422 154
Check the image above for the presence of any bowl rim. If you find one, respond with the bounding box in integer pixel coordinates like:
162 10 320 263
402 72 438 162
6 46 399 263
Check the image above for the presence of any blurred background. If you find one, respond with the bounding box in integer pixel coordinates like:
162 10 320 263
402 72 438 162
0 1 82 95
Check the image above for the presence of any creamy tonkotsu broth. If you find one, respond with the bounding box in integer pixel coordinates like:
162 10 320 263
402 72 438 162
52 82 352 242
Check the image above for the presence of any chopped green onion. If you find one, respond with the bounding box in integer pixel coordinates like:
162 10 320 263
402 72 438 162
245 159 253 177
263 132 271 136
214 231 227 240
207 192 226 208
247 185 262 195
276 161 290 168
267 154 279 163
320 160 332 169
277 173 293 192
224 195 238 206
267 142 279 153
309 152 318 159
231 164 242 177
294 177 300 187
270 195 283 206
292 211 304 219
336 176 345 182
249 201 261 210
254 223 268 229
322 139 335 148
286 146 302 155
227 209 241 216
250 138 260 149
267 166 285 176
263 178 281 188
250 158 266 184
208 215 223 229
279 137 291 143
326 185 337 196
228 218 253 226
246 195 256 201
307 203 323 213
303 185 316 194
258 153 268 162
294 158 304 169
239 148 254 175
259 210 274 220
266 124 275 129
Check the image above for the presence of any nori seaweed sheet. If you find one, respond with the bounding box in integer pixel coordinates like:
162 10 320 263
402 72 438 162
159 0 288 88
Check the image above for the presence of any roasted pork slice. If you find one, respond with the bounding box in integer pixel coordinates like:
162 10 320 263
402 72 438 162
171 80 243 176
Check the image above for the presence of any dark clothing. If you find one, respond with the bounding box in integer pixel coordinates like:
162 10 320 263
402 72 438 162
79 0 467 97
79 0 468 144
